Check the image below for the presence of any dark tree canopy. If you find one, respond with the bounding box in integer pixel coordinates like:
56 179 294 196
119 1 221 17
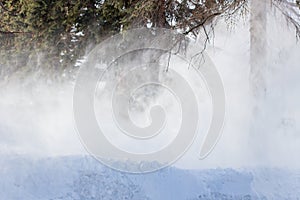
0 0 298 81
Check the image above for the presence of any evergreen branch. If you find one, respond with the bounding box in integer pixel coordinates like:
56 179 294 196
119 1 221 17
0 1 18 16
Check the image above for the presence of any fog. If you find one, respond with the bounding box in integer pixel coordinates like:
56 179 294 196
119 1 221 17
0 7 299 170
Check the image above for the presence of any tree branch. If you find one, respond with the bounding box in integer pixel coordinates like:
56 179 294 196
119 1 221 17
183 12 221 35
0 30 32 35
0 1 18 16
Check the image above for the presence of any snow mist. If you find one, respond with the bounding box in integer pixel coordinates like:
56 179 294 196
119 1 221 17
0 7 299 170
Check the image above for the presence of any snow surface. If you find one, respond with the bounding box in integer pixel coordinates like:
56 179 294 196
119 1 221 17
1 155 300 200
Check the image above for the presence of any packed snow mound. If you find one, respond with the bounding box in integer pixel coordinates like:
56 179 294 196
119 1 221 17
1 155 300 200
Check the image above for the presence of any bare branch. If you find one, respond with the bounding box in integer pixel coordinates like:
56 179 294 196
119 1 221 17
0 30 32 35
183 12 222 35
272 0 300 37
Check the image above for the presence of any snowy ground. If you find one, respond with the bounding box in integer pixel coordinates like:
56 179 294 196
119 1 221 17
1 155 300 200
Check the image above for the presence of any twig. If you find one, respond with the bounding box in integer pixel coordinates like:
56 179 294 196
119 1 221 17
0 31 32 35
183 12 222 35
